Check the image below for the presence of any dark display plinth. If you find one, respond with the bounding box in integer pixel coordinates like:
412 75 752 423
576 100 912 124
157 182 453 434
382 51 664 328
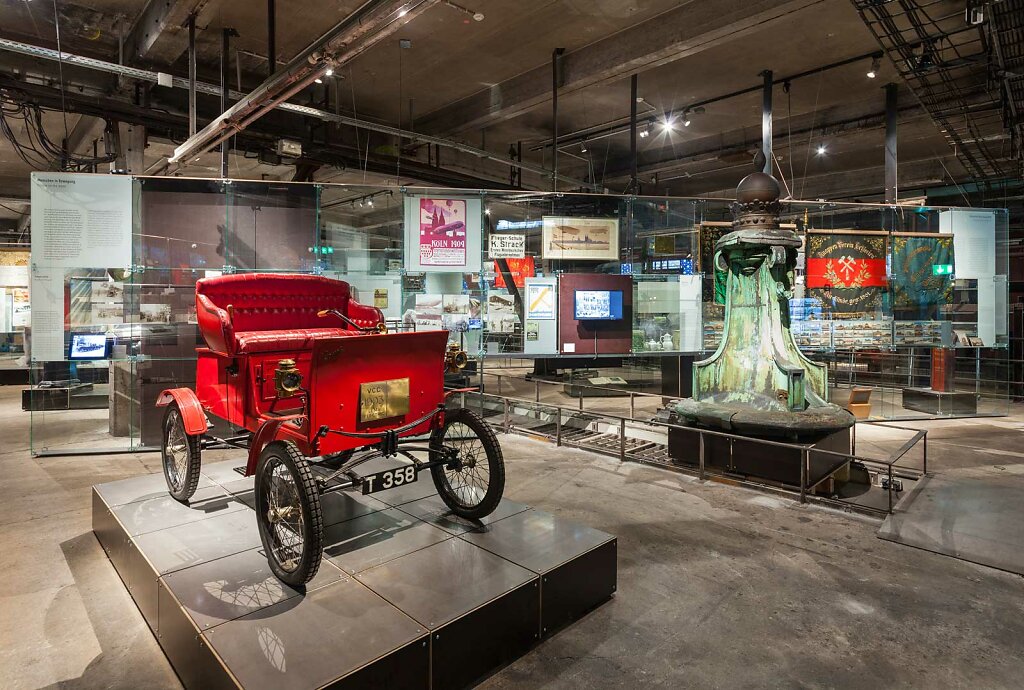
22 383 107 411
903 387 977 416
92 462 616 689
667 422 851 489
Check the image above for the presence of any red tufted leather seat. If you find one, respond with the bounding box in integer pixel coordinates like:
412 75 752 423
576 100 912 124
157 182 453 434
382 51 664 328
195 273 384 356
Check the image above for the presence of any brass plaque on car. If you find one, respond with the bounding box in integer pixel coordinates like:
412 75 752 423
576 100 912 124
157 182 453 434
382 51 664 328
359 377 410 423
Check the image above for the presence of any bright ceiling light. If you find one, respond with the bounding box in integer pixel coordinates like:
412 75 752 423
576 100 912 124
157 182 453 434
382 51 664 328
660 117 674 132
867 56 880 78
367 198 373 207
682 114 691 127
639 125 650 138
325 66 334 77
314 77 323 84
816 144 827 155
398 7 408 17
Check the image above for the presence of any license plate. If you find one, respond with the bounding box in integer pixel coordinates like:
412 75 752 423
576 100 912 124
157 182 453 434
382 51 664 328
361 465 418 495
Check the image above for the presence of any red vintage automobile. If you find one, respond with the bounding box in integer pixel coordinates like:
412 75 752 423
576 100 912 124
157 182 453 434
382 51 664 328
156 273 504 585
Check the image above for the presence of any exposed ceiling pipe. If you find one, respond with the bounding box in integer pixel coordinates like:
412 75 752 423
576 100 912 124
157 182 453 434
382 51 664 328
168 0 437 165
0 37 597 190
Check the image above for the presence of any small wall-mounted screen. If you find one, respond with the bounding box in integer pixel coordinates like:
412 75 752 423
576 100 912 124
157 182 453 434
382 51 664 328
574 290 623 320
69 334 110 360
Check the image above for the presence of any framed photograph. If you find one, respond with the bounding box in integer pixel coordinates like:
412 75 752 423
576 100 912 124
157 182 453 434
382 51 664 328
542 216 619 261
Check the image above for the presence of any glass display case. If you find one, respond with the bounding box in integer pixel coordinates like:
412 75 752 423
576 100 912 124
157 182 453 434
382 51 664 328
24 174 1014 456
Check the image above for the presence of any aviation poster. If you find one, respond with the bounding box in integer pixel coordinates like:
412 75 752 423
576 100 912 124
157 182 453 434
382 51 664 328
404 195 481 273
419 197 467 267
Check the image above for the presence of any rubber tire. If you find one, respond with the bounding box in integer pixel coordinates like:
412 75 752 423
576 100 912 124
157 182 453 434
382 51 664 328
254 440 323 586
161 402 202 502
430 408 505 520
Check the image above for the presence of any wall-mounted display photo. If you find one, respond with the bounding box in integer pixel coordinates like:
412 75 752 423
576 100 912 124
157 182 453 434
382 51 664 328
542 216 619 261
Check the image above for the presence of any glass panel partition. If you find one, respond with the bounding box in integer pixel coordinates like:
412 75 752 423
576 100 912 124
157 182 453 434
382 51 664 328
25 175 1012 455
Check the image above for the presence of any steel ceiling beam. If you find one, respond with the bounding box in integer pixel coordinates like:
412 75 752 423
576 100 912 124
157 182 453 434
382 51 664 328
167 0 436 165
0 37 595 189
123 0 220 66
416 0 825 136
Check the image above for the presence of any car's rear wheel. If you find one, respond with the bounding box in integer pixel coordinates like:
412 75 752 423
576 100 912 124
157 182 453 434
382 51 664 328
430 408 505 520
255 440 323 586
161 403 202 502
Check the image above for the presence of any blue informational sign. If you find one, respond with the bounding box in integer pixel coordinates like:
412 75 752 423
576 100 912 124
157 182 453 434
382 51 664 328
620 263 633 275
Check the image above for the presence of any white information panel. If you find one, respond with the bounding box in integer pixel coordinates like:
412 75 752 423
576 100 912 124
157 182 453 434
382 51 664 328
30 173 133 360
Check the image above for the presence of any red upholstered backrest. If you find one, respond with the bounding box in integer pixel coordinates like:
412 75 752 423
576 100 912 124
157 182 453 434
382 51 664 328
196 273 351 335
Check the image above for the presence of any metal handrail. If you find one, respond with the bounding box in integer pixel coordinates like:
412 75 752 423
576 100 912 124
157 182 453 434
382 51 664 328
455 385 928 516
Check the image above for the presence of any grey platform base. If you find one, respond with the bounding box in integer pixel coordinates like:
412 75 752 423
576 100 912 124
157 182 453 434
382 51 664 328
902 387 977 416
92 462 616 689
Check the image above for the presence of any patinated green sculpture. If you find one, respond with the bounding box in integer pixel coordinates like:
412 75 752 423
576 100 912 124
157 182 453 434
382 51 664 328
675 171 854 439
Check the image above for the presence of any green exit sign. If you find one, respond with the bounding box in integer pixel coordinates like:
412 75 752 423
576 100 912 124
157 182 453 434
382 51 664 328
932 264 953 275
308 246 335 255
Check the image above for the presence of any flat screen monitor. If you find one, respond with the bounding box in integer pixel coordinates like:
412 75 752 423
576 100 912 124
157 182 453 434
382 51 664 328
574 290 623 320
69 333 111 360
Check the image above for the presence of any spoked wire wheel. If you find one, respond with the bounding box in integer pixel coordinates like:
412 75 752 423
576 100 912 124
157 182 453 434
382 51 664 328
255 440 323 586
161 402 202 502
430 408 505 520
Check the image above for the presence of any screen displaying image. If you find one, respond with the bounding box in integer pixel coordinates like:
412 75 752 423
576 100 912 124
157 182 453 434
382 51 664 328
574 290 623 320
69 334 110 360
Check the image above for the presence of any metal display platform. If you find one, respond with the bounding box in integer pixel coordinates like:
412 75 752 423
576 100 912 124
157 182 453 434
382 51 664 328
92 461 617 689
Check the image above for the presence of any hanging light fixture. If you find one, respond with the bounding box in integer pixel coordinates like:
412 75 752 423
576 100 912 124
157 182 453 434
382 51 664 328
866 56 880 79
580 141 588 153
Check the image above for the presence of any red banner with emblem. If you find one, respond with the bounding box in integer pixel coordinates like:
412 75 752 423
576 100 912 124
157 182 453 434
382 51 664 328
805 235 887 289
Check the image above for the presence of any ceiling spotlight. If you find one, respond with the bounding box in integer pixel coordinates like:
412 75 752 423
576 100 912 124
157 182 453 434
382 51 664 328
359 199 364 207
580 141 588 153
314 77 323 84
325 66 334 77
639 125 650 138
682 112 691 127
367 198 373 207
485 208 491 215
660 117 674 132
473 12 485 21
816 144 827 155
398 7 408 17
867 56 880 78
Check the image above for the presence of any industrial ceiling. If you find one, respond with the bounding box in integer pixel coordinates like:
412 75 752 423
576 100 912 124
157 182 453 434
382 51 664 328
0 0 1021 238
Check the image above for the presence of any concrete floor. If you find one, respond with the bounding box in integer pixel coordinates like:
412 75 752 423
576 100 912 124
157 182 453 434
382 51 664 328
4 385 1024 689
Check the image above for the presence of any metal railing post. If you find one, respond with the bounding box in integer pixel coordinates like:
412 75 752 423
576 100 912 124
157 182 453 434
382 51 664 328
698 431 705 480
922 432 927 475
535 379 540 403
497 374 502 396
629 392 635 419
800 448 808 504
887 463 894 513
851 422 856 456
728 438 734 471
503 397 510 433
555 408 562 446
578 391 584 410
619 418 626 461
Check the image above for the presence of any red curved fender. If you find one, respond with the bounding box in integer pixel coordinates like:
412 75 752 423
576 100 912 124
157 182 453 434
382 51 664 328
245 414 307 477
155 388 208 436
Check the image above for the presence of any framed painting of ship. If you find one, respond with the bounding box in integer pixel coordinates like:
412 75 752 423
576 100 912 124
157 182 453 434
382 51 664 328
542 216 619 261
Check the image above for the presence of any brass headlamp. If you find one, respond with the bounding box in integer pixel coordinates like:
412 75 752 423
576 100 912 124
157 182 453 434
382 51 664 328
444 343 469 373
274 359 304 397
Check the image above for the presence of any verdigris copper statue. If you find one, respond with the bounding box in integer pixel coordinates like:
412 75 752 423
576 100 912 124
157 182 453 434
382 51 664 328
674 169 854 439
